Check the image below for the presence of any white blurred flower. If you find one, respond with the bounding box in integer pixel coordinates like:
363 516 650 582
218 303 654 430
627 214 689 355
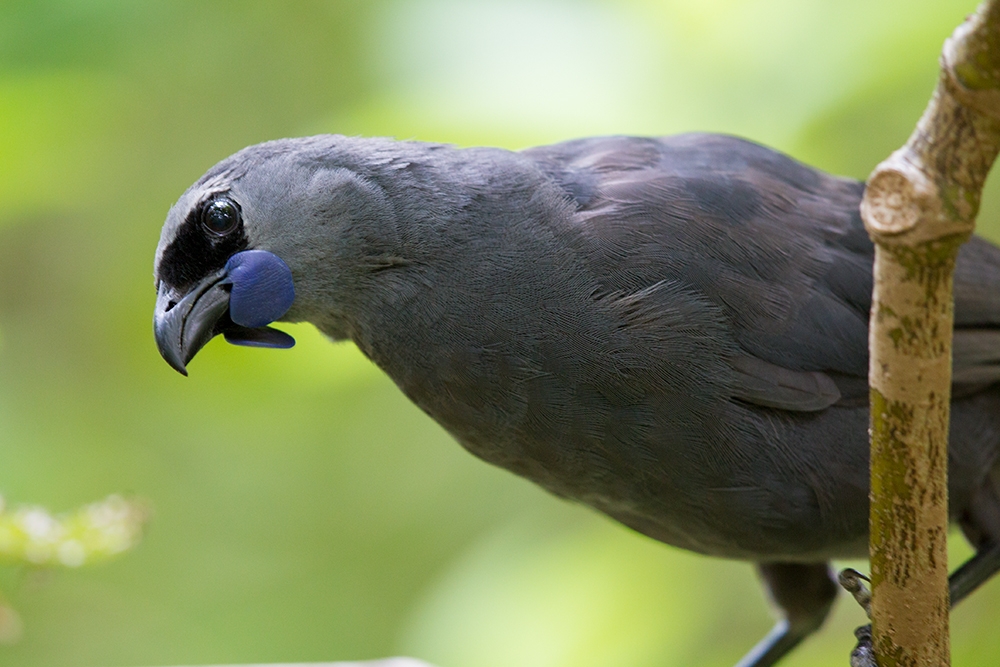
0 495 147 567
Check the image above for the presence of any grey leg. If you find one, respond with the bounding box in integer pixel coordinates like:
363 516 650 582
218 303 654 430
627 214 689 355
734 562 838 667
951 540 1000 607
954 465 1000 605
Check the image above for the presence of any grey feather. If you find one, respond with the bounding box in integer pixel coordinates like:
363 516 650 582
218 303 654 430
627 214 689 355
154 132 1000 667
731 355 842 411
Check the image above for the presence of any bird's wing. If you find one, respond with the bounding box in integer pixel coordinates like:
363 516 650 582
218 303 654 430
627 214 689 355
523 134 1000 411
951 238 1000 393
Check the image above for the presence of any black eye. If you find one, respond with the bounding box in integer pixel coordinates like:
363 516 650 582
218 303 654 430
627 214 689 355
201 197 241 236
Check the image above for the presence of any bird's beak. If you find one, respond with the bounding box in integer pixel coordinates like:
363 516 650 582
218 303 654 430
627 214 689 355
154 250 297 375
154 271 230 376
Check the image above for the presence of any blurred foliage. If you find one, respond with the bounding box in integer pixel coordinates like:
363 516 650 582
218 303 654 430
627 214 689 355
0 1 998 666
0 493 146 644
0 494 145 568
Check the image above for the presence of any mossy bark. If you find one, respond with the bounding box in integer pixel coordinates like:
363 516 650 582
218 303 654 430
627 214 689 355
867 241 960 667
861 2 1000 665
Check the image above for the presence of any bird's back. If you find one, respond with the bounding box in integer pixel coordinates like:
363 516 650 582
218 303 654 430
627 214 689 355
366 134 1000 560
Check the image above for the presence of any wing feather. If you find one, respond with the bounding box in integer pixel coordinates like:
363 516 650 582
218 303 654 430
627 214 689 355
524 134 1000 412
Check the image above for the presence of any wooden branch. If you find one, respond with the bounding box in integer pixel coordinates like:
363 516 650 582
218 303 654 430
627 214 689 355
861 2 1000 665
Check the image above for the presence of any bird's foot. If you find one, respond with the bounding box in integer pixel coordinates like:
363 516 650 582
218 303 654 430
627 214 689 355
838 569 875 666
850 624 875 667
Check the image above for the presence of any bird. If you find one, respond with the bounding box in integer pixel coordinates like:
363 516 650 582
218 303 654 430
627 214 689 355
153 132 1000 667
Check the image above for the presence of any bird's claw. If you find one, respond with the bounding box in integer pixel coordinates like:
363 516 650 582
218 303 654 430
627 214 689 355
838 568 872 619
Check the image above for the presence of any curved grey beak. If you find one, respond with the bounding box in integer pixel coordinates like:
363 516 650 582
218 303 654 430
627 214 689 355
153 271 230 376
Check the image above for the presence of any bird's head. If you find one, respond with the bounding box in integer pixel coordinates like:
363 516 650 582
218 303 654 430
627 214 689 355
153 135 400 375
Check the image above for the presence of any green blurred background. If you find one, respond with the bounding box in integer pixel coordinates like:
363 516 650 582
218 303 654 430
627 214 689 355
1 1 999 665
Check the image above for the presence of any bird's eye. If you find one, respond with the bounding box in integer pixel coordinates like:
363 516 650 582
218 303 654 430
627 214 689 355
201 197 241 236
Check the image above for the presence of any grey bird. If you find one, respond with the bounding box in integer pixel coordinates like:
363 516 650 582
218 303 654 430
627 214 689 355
153 133 1000 667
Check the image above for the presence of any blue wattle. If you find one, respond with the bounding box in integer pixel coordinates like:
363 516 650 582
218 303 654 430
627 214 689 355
224 250 296 328
223 326 295 349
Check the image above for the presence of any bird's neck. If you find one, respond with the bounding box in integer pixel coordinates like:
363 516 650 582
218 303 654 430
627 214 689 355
298 138 575 381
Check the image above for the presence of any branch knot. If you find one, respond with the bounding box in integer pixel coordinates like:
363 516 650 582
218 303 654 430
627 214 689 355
862 162 938 238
